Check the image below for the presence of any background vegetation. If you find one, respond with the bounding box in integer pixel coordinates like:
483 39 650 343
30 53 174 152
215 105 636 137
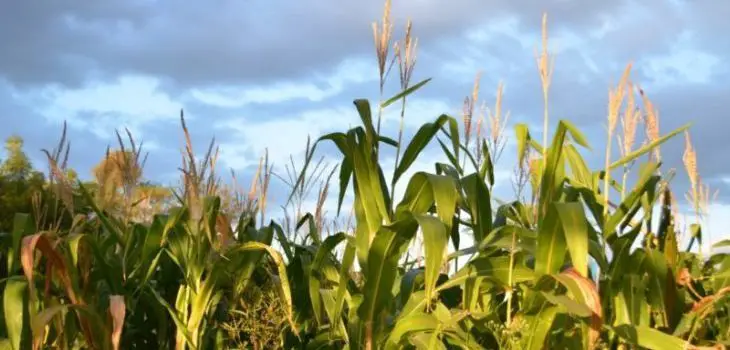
1 2 728 349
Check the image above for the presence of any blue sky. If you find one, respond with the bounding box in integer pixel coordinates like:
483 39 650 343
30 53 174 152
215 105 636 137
0 0 728 251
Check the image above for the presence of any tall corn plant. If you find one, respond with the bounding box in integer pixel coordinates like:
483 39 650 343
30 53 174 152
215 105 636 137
0 130 163 349
0 115 296 350
2 5 730 349
280 49 729 349
141 114 296 350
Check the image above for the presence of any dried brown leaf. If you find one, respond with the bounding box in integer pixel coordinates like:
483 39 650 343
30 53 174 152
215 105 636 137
109 295 126 350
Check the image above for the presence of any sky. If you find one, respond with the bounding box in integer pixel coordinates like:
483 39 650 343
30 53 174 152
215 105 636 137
0 0 728 253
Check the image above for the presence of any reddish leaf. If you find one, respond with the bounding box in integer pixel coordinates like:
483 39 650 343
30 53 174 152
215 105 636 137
109 295 126 350
559 268 603 348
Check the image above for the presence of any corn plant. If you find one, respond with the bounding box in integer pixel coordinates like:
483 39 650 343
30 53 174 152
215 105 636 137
276 65 728 349
2 5 730 350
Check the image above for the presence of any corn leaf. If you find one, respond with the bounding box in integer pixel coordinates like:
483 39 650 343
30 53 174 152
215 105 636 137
381 78 432 109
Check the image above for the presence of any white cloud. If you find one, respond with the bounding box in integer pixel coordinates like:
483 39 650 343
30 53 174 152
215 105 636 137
641 37 720 88
214 105 358 170
213 93 466 173
12 75 181 139
380 97 455 128
189 58 376 108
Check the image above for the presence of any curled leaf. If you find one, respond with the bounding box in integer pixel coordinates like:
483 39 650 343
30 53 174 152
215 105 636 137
557 267 603 348
109 295 126 350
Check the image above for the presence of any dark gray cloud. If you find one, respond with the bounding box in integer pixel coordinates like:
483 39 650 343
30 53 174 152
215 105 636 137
0 0 728 206
0 0 635 90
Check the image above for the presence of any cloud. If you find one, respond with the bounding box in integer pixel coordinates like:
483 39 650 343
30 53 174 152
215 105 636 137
214 105 358 170
0 0 728 212
639 32 721 89
188 58 376 108
11 75 181 141
0 0 650 90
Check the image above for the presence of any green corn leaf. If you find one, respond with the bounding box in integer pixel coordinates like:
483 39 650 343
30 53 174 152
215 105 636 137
32 304 109 350
187 277 220 347
609 123 690 170
689 223 703 249
399 268 425 306
393 115 453 184
560 120 591 149
201 195 221 243
379 135 399 147
608 225 642 288
477 225 537 255
439 256 535 291
320 289 349 341
555 202 589 277
515 123 531 165
141 214 165 265
457 142 481 172
713 239 730 249
78 181 126 246
7 213 33 276
381 78 432 108
3 278 30 350
712 255 730 291
272 221 294 261
462 173 492 243
333 237 357 324
523 305 559 350
538 121 572 219
540 291 593 317
351 129 389 222
336 158 353 216
295 213 319 244
231 242 298 334
136 248 165 295
358 219 418 340
353 99 376 148
231 225 274 298
148 287 197 349
385 313 439 350
396 172 458 231
309 232 347 325
446 117 461 167
413 215 449 307
536 203 568 276
603 161 660 239
162 206 188 245
427 175 458 230
613 274 648 326
354 194 374 272
564 144 592 187
479 140 495 186
645 249 682 328
436 138 463 175
613 324 688 350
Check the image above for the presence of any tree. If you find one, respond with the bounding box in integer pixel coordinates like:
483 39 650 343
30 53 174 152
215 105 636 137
90 149 174 222
0 136 43 232
0 171 45 233
92 149 143 210
131 182 174 223
1 135 32 180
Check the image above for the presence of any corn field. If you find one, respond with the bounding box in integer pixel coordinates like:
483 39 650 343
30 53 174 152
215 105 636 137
1 3 729 350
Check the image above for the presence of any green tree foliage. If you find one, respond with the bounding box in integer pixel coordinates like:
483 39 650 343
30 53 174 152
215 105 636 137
0 135 32 181
0 136 45 233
